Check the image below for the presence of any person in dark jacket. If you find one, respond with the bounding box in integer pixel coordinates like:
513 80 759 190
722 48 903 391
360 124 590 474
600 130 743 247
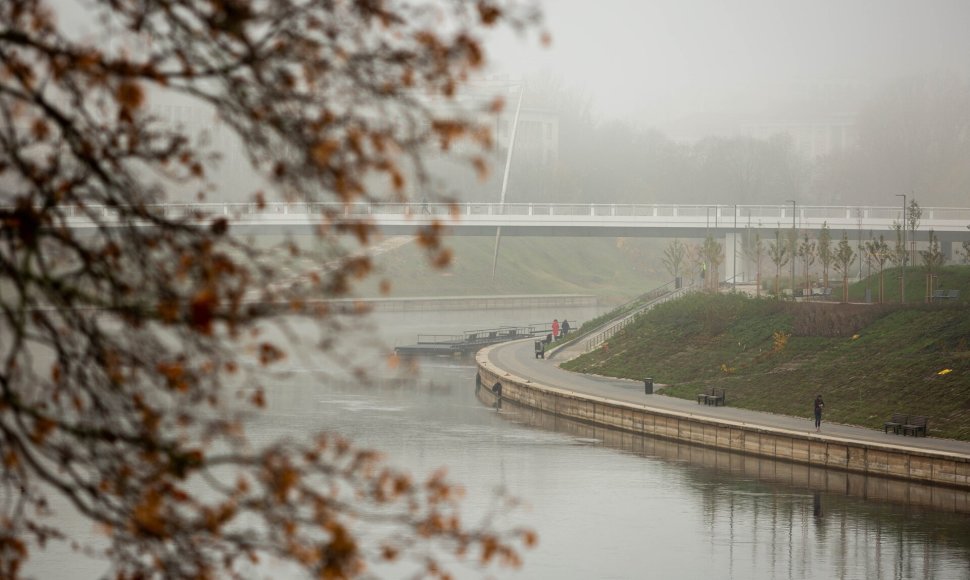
561 319 570 337
813 394 825 432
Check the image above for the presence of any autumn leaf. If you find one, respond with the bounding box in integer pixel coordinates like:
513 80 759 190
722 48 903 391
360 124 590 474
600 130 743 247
131 488 166 537
117 81 145 111
477 1 502 25
31 119 49 140
311 140 339 167
190 289 218 334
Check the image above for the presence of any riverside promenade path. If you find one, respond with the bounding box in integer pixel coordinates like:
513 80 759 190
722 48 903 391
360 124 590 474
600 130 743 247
485 338 970 459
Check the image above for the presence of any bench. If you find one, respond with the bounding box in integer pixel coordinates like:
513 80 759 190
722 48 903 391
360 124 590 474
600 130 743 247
883 413 908 434
696 387 726 406
902 415 928 437
932 289 960 301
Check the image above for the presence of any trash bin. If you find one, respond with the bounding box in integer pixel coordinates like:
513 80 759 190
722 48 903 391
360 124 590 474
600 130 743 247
643 378 653 395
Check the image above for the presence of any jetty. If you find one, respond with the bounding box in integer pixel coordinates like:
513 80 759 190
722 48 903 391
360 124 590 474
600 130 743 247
395 323 558 357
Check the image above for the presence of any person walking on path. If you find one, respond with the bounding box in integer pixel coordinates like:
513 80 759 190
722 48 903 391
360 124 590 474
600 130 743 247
813 394 825 432
551 319 560 341
561 319 570 337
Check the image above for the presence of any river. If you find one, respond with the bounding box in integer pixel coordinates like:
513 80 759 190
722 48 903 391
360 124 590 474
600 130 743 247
25 306 970 579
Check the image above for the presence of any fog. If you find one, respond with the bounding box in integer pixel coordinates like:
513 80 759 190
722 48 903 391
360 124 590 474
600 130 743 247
40 0 970 207
467 0 970 208
493 0 970 126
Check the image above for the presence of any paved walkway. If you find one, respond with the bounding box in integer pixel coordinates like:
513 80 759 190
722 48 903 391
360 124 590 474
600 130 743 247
488 338 970 458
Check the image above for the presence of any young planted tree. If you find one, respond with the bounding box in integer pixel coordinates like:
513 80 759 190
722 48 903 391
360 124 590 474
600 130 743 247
833 232 857 303
662 238 687 286
797 233 816 291
816 221 832 290
908 198 923 270
701 234 723 292
0 1 540 578
920 229 946 302
685 242 704 286
891 220 907 302
767 229 790 299
740 226 764 297
864 235 890 303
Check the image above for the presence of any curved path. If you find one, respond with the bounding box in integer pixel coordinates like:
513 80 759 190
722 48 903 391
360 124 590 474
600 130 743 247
486 338 970 458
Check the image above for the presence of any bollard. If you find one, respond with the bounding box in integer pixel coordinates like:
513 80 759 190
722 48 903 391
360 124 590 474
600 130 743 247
643 378 653 395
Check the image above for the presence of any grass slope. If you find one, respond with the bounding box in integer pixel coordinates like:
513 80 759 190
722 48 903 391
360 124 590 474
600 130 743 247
562 272 970 440
358 236 668 303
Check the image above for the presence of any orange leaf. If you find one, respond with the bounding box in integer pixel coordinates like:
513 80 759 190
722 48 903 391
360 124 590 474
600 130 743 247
258 343 285 365
190 289 217 334
477 2 502 25
117 81 145 110
312 140 339 167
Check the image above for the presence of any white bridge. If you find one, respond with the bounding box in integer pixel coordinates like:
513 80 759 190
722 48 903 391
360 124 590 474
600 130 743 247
62 201 970 240
56 201 970 284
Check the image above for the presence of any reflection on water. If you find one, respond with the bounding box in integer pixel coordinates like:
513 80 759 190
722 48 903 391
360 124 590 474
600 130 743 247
480 387 970 515
24 307 970 579
478 384 970 580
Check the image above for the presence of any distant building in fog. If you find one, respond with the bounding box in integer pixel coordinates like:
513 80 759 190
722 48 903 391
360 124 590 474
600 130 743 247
495 108 559 166
739 113 857 159
661 78 865 160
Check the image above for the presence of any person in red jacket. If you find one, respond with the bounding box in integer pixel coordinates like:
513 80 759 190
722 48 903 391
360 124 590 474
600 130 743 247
551 319 560 341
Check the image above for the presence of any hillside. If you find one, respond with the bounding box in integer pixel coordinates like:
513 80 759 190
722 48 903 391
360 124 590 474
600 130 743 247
562 268 970 440
356 236 669 304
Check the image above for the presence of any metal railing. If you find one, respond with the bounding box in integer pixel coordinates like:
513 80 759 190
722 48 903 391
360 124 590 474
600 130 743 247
47 202 970 225
577 280 695 353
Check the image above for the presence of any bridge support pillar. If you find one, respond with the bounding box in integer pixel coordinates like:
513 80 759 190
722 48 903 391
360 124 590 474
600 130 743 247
945 240 962 263
724 232 740 285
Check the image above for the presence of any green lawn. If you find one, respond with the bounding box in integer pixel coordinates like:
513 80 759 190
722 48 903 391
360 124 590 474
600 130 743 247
562 275 970 440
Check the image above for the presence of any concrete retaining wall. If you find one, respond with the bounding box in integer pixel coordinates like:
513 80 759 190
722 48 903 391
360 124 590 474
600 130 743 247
476 358 970 490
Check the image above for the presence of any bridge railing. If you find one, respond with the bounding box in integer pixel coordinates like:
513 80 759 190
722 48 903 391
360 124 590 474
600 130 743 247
45 202 970 227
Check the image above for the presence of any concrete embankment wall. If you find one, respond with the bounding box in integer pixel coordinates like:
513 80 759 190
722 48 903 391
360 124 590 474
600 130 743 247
476 387 970 513
476 351 970 491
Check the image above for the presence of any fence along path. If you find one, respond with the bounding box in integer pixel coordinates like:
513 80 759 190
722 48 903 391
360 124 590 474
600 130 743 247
546 280 696 361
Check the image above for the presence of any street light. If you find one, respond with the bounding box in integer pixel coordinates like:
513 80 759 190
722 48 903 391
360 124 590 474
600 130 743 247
786 200 796 298
896 193 906 303
733 204 737 293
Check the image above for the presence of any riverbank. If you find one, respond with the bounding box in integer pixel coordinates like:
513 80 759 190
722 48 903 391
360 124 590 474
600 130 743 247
477 339 970 491
476 384 970 514
562 289 970 439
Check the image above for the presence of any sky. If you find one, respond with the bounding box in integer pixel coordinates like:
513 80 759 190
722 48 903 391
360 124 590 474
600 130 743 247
487 0 970 125
47 0 970 128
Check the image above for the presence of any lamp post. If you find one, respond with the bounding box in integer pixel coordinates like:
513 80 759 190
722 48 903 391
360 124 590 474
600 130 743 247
705 207 711 291
733 204 737 292
786 200 796 299
896 193 906 303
